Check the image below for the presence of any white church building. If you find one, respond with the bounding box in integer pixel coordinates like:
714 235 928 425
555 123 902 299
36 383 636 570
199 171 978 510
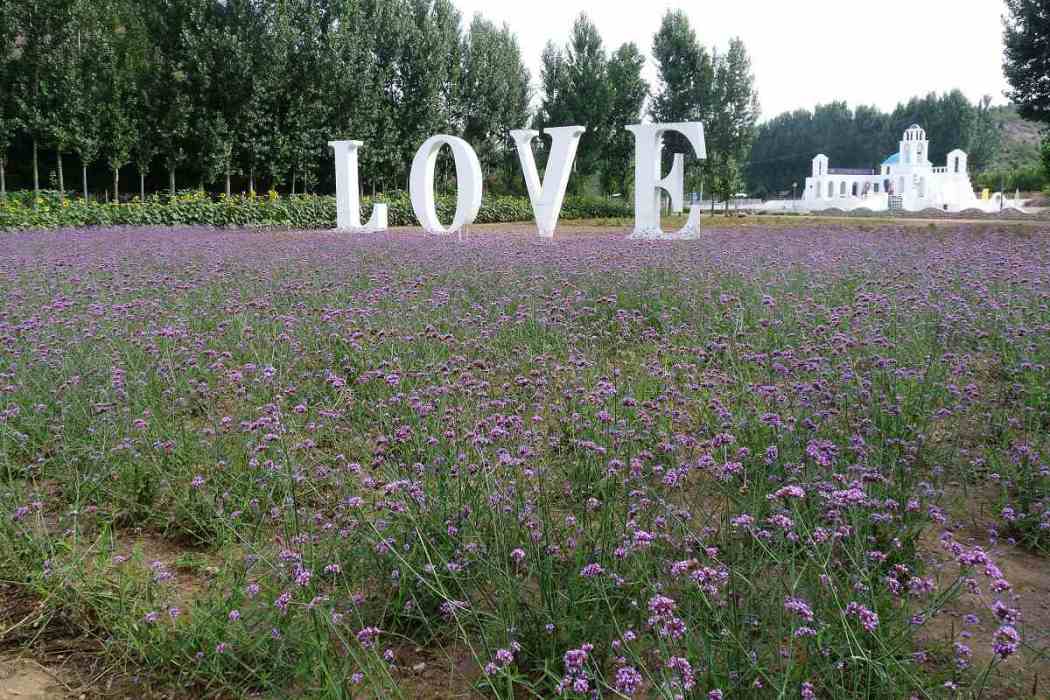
801 124 987 213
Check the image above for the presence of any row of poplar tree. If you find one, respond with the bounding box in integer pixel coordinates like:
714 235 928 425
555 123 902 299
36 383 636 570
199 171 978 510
0 1 758 201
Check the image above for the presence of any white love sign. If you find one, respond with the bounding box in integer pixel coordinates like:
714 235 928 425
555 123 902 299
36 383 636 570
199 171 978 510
328 140 388 233
409 135 483 235
330 121 706 239
510 126 586 238
626 123 706 239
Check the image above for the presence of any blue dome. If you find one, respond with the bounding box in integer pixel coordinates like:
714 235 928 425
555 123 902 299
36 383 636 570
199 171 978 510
882 153 900 166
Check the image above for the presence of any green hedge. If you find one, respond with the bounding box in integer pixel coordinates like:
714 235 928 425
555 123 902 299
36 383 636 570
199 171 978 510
0 191 632 231
973 165 1048 194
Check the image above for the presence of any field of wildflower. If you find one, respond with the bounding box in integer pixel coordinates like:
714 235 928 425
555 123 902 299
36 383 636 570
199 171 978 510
1 221 1049 698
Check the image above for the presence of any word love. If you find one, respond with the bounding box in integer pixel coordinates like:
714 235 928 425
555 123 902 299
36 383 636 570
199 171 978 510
329 122 706 239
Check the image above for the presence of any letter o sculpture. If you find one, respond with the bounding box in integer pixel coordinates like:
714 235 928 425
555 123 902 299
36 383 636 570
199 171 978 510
409 135 483 235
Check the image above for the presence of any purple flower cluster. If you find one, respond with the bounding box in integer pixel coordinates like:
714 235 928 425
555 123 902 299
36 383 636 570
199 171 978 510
1 223 1047 696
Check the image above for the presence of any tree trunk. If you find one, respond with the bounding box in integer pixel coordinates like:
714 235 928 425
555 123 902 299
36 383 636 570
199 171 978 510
169 167 176 198
225 164 231 198
56 151 65 201
290 168 296 196
0 157 6 198
32 139 40 201
249 167 254 196
140 171 146 201
113 166 119 203
82 162 89 200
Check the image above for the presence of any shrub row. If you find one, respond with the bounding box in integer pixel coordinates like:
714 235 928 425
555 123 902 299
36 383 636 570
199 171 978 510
0 191 633 231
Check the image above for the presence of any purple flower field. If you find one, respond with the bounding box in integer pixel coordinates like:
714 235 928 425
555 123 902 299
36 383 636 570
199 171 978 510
1 222 1049 698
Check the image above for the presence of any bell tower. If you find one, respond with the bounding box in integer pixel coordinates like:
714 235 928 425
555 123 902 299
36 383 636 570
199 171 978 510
812 154 828 178
899 124 928 168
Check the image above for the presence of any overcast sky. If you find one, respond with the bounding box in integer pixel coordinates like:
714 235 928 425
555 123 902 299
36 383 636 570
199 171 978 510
453 0 1012 121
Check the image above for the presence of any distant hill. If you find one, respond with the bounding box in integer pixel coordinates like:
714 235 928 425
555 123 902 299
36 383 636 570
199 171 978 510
988 105 1044 171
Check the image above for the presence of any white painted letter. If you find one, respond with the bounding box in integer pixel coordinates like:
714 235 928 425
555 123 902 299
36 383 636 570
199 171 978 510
409 135 483 235
625 123 706 239
510 126 586 238
328 140 388 232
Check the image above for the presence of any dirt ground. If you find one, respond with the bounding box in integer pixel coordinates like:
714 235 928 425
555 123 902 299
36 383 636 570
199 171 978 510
0 658 70 700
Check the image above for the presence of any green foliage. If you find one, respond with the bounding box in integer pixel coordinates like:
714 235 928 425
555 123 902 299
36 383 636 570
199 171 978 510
650 10 715 127
2 1 761 202
973 163 1048 193
0 191 631 231
2 0 535 198
534 14 650 196
603 43 649 195
649 11 757 199
1042 135 1050 186
0 3 17 195
1003 0 1050 126
460 15 532 187
706 37 759 202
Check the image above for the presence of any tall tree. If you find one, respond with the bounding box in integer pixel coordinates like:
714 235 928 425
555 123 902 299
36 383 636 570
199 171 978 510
968 95 1002 173
235 1 276 196
1003 0 1050 125
143 0 194 197
335 0 407 192
604 43 648 194
535 14 612 192
97 0 145 202
561 14 609 187
0 2 18 197
49 0 94 201
63 0 107 200
286 0 336 194
536 42 568 127
649 10 717 194
128 1 172 202
184 0 258 196
650 10 715 127
1004 0 1050 189
460 15 531 185
10 0 78 199
394 0 462 192
708 38 760 206
99 49 135 202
